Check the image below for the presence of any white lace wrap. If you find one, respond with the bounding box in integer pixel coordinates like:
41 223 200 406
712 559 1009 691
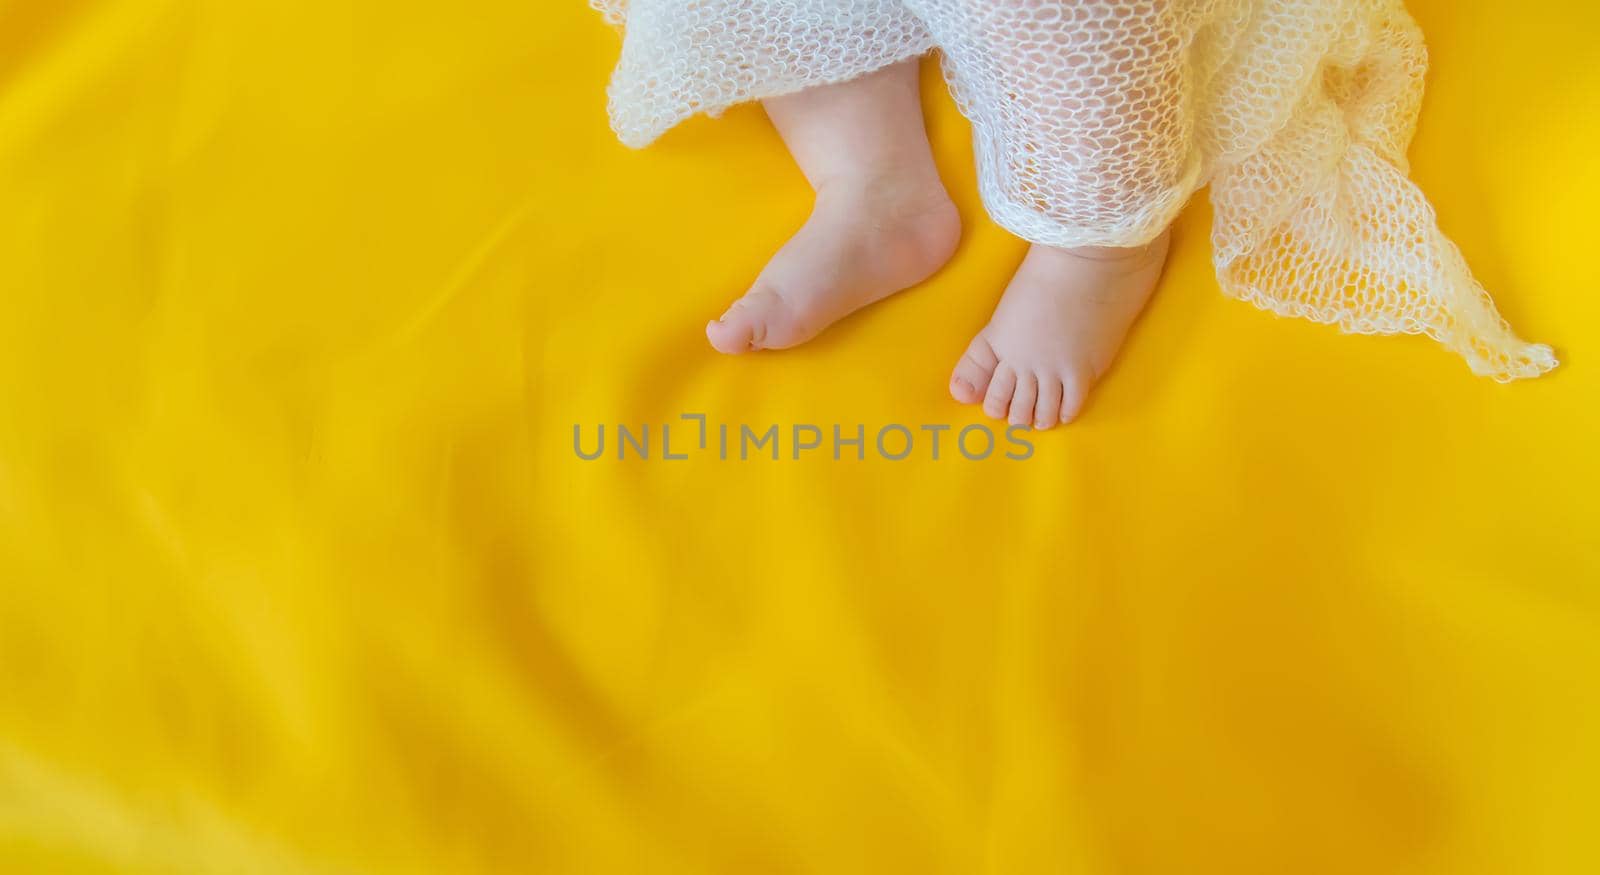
593 0 1556 380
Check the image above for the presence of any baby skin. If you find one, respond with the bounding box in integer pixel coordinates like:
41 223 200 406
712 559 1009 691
706 60 1168 429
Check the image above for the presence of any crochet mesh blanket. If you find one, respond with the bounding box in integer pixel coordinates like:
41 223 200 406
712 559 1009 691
593 0 1555 380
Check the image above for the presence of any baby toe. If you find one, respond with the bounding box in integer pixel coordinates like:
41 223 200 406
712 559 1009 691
982 363 1018 420
707 287 787 354
950 335 999 404
1008 371 1037 428
1059 370 1091 424
1034 375 1063 429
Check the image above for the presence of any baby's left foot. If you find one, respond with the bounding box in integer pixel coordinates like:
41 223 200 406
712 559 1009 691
706 180 959 355
950 233 1170 429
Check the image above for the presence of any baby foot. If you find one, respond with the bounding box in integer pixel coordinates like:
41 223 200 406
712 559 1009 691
706 179 960 354
949 232 1170 428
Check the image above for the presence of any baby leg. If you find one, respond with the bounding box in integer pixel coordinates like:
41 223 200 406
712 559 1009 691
707 60 960 354
923 0 1190 426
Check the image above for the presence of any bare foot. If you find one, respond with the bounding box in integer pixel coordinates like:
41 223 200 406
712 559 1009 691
706 182 959 353
949 231 1170 428
706 60 959 354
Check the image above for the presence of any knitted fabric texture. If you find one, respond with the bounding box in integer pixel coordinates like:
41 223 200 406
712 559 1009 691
594 0 1555 380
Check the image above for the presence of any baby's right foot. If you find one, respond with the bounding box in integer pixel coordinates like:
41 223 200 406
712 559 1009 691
949 232 1170 428
706 177 960 354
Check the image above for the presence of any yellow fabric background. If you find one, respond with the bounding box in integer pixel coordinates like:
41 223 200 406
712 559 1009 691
2 1 1598 872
